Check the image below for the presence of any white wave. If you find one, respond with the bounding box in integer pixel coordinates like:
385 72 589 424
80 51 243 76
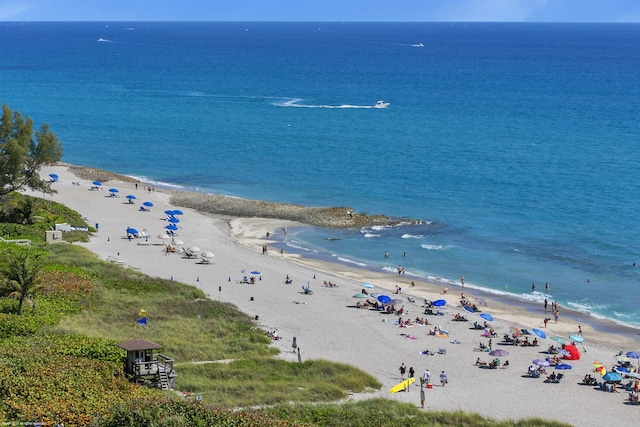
273 98 384 109
566 300 607 313
420 244 449 250
124 175 185 190
337 257 367 266
363 233 381 238
401 233 424 239
285 242 316 252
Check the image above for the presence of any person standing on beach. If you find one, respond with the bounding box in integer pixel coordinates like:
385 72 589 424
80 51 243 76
399 363 406 380
578 325 582 336
409 366 415 379
554 310 560 323
461 276 465 292
440 371 448 387
544 317 550 328
423 369 430 385
544 299 548 313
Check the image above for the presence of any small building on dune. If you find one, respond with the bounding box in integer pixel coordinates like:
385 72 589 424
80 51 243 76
117 338 177 390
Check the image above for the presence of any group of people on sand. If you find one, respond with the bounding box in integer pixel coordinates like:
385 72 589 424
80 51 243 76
323 280 338 287
265 330 280 340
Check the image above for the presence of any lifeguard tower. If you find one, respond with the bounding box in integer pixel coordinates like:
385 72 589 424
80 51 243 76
116 338 177 390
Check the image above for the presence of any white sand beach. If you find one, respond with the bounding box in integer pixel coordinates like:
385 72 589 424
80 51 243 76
28 165 640 427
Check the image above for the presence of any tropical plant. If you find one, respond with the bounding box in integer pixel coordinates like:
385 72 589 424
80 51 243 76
0 248 45 314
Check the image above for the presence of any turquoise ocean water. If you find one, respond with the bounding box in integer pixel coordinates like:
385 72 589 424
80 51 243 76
1 22 639 328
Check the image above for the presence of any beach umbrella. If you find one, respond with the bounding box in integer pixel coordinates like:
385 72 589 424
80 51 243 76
92 181 102 186
353 293 368 298
532 328 546 339
165 210 175 215
615 354 630 364
250 271 261 275
509 326 523 336
463 305 475 314
370 293 380 298
165 224 178 231
108 188 119 193
626 351 640 368
143 201 154 207
480 313 493 322
533 359 551 367
172 209 184 215
167 217 180 223
49 173 59 179
201 251 214 258
551 336 567 345
614 366 630 374
603 372 622 382
126 194 136 200
362 283 374 288
569 334 583 343
377 295 392 304
431 299 446 307
158 234 170 240
555 363 572 370
173 240 184 246
626 351 640 360
126 227 138 235
187 246 200 252
489 349 509 357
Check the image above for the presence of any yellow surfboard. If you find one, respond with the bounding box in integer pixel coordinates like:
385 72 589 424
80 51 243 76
389 377 415 393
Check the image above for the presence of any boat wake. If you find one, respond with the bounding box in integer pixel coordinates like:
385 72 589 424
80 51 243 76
274 98 389 109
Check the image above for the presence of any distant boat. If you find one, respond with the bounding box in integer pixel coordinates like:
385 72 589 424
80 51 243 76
372 100 390 109
98 37 107 42
411 43 424 47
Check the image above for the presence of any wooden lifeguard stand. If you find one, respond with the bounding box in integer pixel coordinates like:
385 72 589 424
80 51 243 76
117 338 176 390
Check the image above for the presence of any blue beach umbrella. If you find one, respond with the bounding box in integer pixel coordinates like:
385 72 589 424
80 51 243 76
165 224 178 231
164 210 175 215
603 372 622 382
49 173 59 179
108 188 119 193
126 227 138 235
569 334 584 343
126 194 136 200
463 305 475 314
431 299 447 307
353 293 368 298
555 363 572 370
480 313 493 322
172 209 184 215
532 328 547 339
92 181 102 186
143 201 154 207
362 283 374 288
377 295 392 304
167 217 180 223
250 271 261 275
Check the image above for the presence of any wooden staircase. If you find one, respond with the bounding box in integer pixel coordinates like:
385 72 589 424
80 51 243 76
158 367 170 391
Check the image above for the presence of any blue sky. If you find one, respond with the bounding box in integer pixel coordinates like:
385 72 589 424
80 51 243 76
1 0 639 22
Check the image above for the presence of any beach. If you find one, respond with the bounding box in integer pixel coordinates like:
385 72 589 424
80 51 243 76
28 164 640 426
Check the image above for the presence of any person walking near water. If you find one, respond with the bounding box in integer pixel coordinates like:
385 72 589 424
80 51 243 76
544 298 548 313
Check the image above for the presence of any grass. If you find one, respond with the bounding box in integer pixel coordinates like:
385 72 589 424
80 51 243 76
177 359 381 407
0 194 574 426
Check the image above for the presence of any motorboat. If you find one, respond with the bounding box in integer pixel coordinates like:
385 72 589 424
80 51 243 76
372 100 390 109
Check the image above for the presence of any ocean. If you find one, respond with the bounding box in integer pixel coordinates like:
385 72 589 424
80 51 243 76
1 21 639 328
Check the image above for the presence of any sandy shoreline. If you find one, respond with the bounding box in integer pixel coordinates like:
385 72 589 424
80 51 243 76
25 164 640 426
